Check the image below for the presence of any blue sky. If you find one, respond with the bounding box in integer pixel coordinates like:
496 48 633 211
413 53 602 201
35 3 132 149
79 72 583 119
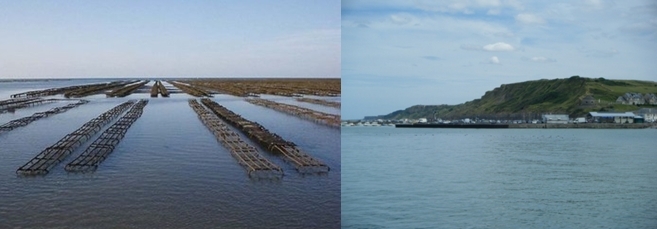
342 0 657 119
0 0 340 78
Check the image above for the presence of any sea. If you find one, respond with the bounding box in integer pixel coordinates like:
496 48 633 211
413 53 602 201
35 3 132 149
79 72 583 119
0 79 340 228
342 127 657 229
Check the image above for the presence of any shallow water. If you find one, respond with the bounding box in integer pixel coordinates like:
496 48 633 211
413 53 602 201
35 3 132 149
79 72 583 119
0 79 340 228
342 127 657 229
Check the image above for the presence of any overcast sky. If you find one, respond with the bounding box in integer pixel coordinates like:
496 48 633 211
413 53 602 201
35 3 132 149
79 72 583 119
0 0 340 78
342 0 657 119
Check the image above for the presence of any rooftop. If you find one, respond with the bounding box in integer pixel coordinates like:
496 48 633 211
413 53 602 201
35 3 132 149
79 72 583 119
589 112 635 117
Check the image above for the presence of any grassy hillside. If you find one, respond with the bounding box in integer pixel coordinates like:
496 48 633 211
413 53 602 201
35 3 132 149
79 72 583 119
381 76 657 120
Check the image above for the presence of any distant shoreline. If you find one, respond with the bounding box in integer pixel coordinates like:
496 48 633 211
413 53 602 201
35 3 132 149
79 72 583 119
384 123 656 129
0 76 341 82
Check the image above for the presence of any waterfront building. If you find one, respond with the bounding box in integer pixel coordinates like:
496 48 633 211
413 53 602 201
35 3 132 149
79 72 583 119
587 112 636 123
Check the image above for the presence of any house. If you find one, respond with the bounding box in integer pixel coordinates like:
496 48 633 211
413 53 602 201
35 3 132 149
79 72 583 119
644 94 657 105
620 93 645 105
616 96 626 104
587 112 636 123
542 114 569 124
634 108 657 122
616 93 657 105
580 95 596 106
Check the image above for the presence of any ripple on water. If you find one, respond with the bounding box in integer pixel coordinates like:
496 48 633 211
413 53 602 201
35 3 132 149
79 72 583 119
0 80 340 228
342 127 657 229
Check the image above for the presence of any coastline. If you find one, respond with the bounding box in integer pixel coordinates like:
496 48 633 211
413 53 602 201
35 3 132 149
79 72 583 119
390 123 656 129
509 123 656 129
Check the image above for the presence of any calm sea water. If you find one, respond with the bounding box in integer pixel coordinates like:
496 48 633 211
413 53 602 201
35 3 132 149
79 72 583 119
342 127 657 228
0 79 340 228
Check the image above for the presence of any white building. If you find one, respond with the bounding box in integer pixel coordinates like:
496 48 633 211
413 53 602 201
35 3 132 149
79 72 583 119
542 114 569 124
587 112 636 123
635 108 657 122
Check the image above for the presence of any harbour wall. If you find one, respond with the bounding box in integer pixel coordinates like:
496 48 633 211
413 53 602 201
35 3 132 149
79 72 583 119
509 123 656 129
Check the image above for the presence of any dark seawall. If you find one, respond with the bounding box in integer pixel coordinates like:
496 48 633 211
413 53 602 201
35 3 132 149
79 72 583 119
509 123 656 129
395 123 656 129
395 123 509 128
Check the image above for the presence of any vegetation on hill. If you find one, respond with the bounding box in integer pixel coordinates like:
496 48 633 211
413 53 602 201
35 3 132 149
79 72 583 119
380 76 657 120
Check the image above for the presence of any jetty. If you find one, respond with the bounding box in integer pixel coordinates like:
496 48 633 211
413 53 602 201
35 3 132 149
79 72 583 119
65 100 148 172
189 99 283 178
16 101 136 176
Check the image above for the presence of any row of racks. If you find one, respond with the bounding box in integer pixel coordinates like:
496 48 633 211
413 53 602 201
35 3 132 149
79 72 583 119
0 98 59 114
296 97 341 109
245 98 340 128
65 100 148 172
200 98 329 173
107 81 149 97
10 81 137 99
0 100 89 133
64 81 135 98
189 100 283 178
16 100 139 176
167 81 211 97
150 81 170 97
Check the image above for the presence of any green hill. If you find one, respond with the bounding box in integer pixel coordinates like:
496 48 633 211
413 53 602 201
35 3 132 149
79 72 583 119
381 76 657 120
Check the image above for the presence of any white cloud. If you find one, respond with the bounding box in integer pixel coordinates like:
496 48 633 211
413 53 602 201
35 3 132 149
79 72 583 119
483 42 515 51
487 9 501 15
619 20 657 36
515 13 545 24
410 0 522 14
490 56 501 64
460 44 483 51
527 56 556 63
390 14 414 25
581 48 619 58
585 0 603 9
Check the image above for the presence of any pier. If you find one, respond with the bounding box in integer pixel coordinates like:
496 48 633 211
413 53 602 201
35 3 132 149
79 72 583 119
189 99 283 178
201 98 329 173
246 98 340 128
0 100 89 133
65 100 148 172
16 101 136 176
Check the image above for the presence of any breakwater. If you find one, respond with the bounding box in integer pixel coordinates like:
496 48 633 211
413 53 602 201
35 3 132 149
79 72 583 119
395 123 509 128
510 123 656 129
